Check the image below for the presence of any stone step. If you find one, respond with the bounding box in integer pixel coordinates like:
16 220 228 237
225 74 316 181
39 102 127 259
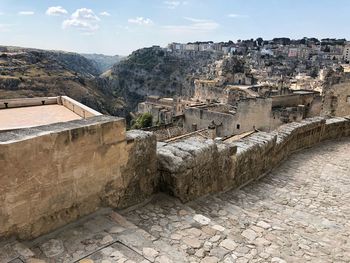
121 194 236 263
0 208 185 263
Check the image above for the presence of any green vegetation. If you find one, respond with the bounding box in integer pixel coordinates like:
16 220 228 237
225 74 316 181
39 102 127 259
131 112 153 129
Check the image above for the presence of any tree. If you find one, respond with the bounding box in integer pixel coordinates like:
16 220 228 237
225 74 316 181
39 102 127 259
131 112 153 129
256 37 263 46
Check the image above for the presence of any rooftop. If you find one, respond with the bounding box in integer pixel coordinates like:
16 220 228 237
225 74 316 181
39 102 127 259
0 105 81 131
0 96 102 132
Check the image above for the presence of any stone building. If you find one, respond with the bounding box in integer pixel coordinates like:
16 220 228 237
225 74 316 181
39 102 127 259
184 98 273 137
343 43 350 61
137 96 186 126
322 70 350 117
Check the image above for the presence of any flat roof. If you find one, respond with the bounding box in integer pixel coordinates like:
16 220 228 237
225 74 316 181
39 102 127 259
0 104 82 131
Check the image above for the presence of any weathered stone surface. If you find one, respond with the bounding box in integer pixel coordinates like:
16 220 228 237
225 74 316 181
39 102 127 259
183 237 202 248
241 229 257 241
157 116 350 203
40 239 65 257
193 214 211 225
1 138 349 262
0 116 157 239
256 221 271 229
142 247 159 261
121 138 350 262
219 239 237 251
201 256 219 263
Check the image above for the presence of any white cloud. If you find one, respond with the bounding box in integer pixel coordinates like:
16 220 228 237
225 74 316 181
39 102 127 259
164 1 188 9
100 11 111 17
228 13 249 18
63 8 100 33
18 11 35 16
128 17 154 26
163 17 219 34
46 6 68 16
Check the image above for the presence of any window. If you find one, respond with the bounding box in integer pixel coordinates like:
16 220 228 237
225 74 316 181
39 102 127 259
236 124 240 129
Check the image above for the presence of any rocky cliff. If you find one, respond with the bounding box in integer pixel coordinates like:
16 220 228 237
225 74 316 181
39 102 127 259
82 53 124 73
105 46 223 117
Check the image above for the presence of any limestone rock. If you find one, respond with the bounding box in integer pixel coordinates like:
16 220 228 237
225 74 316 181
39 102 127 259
219 239 237 250
142 247 159 261
193 214 211 225
256 221 271 229
212 225 225 232
100 235 113 245
241 229 257 241
271 257 287 263
183 237 202 248
201 256 219 263
40 239 65 258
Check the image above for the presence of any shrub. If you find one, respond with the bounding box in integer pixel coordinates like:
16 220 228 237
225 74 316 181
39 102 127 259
131 112 153 129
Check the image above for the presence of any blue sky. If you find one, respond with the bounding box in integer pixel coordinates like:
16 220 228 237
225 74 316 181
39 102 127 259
0 0 348 55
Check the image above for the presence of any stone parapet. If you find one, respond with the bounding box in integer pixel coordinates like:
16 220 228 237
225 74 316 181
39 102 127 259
157 116 350 202
158 138 236 202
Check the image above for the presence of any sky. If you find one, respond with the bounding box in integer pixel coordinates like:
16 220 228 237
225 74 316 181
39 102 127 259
0 0 349 56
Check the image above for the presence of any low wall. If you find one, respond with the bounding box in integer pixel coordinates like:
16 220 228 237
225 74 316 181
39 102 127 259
157 116 350 202
0 116 157 239
158 139 236 201
59 95 102 118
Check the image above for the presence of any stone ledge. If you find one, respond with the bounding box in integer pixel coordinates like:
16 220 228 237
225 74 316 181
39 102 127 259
0 115 125 143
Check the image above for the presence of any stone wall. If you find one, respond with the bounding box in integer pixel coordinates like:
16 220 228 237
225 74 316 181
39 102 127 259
158 138 236 202
0 116 157 239
158 116 350 202
322 81 350 117
2 113 350 240
184 98 273 137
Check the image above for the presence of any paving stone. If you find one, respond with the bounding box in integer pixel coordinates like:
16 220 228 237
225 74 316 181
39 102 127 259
241 229 257 241
142 247 159 261
183 237 202 249
193 214 211 225
201 256 219 263
256 221 271 229
219 239 237 250
212 225 225 232
271 257 287 263
100 235 113 245
13 243 35 258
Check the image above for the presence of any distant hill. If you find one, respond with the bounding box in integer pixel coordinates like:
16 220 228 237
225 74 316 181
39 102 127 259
105 46 222 119
82 53 124 73
0 46 126 116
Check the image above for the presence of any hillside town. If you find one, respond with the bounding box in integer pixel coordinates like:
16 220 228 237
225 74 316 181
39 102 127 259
136 38 350 141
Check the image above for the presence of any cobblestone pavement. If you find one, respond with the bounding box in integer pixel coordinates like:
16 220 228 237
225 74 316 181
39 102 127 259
1 138 349 263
